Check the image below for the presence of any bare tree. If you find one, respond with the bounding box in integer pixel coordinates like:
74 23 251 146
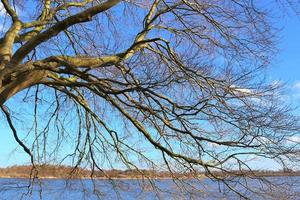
0 0 300 199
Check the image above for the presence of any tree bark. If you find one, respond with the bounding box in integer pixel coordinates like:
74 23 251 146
0 70 47 105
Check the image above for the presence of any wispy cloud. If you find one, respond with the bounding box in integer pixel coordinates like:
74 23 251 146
294 81 300 90
0 2 6 16
291 81 300 99
287 136 300 143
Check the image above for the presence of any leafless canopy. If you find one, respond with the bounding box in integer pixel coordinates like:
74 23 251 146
0 0 300 199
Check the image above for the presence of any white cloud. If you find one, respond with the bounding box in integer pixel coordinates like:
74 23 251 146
0 2 6 16
229 85 254 95
289 81 300 100
234 88 253 94
287 136 300 143
294 81 300 90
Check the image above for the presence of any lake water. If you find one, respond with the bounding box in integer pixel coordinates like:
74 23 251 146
0 177 299 200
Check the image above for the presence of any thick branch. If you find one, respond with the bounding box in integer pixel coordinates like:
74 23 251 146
11 0 121 64
0 70 47 105
0 21 22 69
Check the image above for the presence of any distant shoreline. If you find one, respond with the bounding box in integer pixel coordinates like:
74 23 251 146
0 173 299 180
0 165 299 180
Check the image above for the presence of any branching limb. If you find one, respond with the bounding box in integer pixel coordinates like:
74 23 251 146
1 105 34 165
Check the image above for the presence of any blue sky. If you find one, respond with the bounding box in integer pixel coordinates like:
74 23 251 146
0 3 300 169
270 14 300 83
269 14 300 115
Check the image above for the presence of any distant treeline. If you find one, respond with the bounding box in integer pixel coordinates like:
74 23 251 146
0 165 299 179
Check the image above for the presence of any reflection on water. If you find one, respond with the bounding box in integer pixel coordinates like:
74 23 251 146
0 176 299 200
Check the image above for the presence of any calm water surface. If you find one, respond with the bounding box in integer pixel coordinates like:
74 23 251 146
0 177 299 200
